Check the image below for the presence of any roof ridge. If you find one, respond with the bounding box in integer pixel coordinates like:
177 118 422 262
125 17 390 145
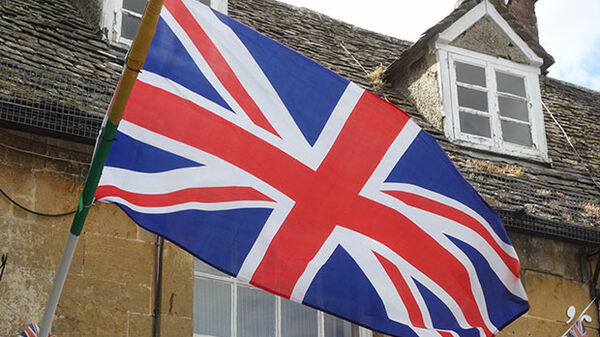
544 76 600 96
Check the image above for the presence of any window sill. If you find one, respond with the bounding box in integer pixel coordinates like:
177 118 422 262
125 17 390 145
449 137 552 166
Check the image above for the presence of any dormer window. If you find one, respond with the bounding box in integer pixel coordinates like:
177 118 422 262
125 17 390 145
385 0 552 162
444 51 546 160
102 0 227 45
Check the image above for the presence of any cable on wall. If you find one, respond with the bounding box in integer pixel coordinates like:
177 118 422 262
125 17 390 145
542 101 600 192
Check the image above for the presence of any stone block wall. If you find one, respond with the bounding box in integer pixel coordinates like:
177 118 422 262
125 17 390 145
0 128 194 337
498 232 599 337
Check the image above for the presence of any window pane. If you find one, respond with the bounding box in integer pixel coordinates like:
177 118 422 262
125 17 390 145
237 286 276 337
501 120 532 146
457 86 488 112
194 278 231 337
455 62 486 87
325 313 355 337
121 13 141 40
195 259 230 278
496 72 526 97
498 96 529 122
459 111 491 138
281 299 318 337
123 0 147 13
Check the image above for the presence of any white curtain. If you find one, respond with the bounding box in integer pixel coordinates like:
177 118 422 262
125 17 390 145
194 277 232 337
237 286 276 337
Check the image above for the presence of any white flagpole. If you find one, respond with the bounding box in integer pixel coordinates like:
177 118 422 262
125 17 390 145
560 297 596 337
37 1 164 336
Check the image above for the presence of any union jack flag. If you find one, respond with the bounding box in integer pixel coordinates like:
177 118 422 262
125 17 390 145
19 323 51 337
567 319 588 337
96 0 529 336
19 323 39 337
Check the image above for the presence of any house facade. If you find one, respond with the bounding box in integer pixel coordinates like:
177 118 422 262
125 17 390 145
0 0 599 336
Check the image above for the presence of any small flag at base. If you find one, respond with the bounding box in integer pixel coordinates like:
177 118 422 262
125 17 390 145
19 323 52 337
567 318 588 337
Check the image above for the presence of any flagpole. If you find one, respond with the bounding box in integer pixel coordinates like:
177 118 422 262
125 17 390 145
559 298 596 337
38 1 164 336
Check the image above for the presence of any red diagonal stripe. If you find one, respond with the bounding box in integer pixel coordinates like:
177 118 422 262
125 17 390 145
250 92 409 296
96 185 273 207
124 82 492 335
124 81 315 198
164 0 280 138
374 252 425 328
384 190 520 277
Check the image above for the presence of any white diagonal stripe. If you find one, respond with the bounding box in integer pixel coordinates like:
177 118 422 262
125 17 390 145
100 196 275 213
181 0 313 162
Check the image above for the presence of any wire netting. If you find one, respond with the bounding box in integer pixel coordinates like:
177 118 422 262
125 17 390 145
0 60 114 141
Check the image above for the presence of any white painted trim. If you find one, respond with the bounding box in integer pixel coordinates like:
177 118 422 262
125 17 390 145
212 0 228 14
437 0 543 67
438 1 486 44
436 43 541 75
437 47 549 162
438 50 455 142
102 0 228 45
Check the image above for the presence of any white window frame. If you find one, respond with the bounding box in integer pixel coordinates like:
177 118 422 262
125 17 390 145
437 43 549 162
101 0 228 45
193 262 372 337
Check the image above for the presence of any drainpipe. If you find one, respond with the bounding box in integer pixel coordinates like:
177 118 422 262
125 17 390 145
152 236 164 337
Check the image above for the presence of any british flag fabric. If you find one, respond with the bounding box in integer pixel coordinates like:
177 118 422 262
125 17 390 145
19 323 50 337
19 323 39 337
567 318 588 337
95 0 529 336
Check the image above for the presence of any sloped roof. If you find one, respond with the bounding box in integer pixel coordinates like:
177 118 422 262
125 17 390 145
0 0 123 85
231 0 600 235
1 0 599 237
0 0 123 141
385 0 555 84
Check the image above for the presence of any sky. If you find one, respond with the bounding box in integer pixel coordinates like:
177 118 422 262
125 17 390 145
278 0 600 92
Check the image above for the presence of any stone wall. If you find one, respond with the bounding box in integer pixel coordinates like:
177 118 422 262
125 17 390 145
68 0 103 30
499 232 599 337
392 53 445 132
451 16 529 64
0 128 193 337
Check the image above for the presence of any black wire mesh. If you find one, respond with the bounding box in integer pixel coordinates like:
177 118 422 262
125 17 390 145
0 60 115 141
464 169 600 242
468 171 600 227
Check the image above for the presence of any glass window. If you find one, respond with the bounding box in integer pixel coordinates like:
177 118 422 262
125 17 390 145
194 278 232 337
501 121 532 146
238 286 276 337
324 313 356 337
123 0 147 13
281 298 318 337
496 72 526 97
117 0 214 43
450 57 539 152
459 111 491 138
457 86 488 112
193 259 362 337
498 96 528 121
121 12 141 41
455 62 486 87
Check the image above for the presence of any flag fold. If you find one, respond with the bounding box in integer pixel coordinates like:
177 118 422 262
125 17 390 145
96 0 529 336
